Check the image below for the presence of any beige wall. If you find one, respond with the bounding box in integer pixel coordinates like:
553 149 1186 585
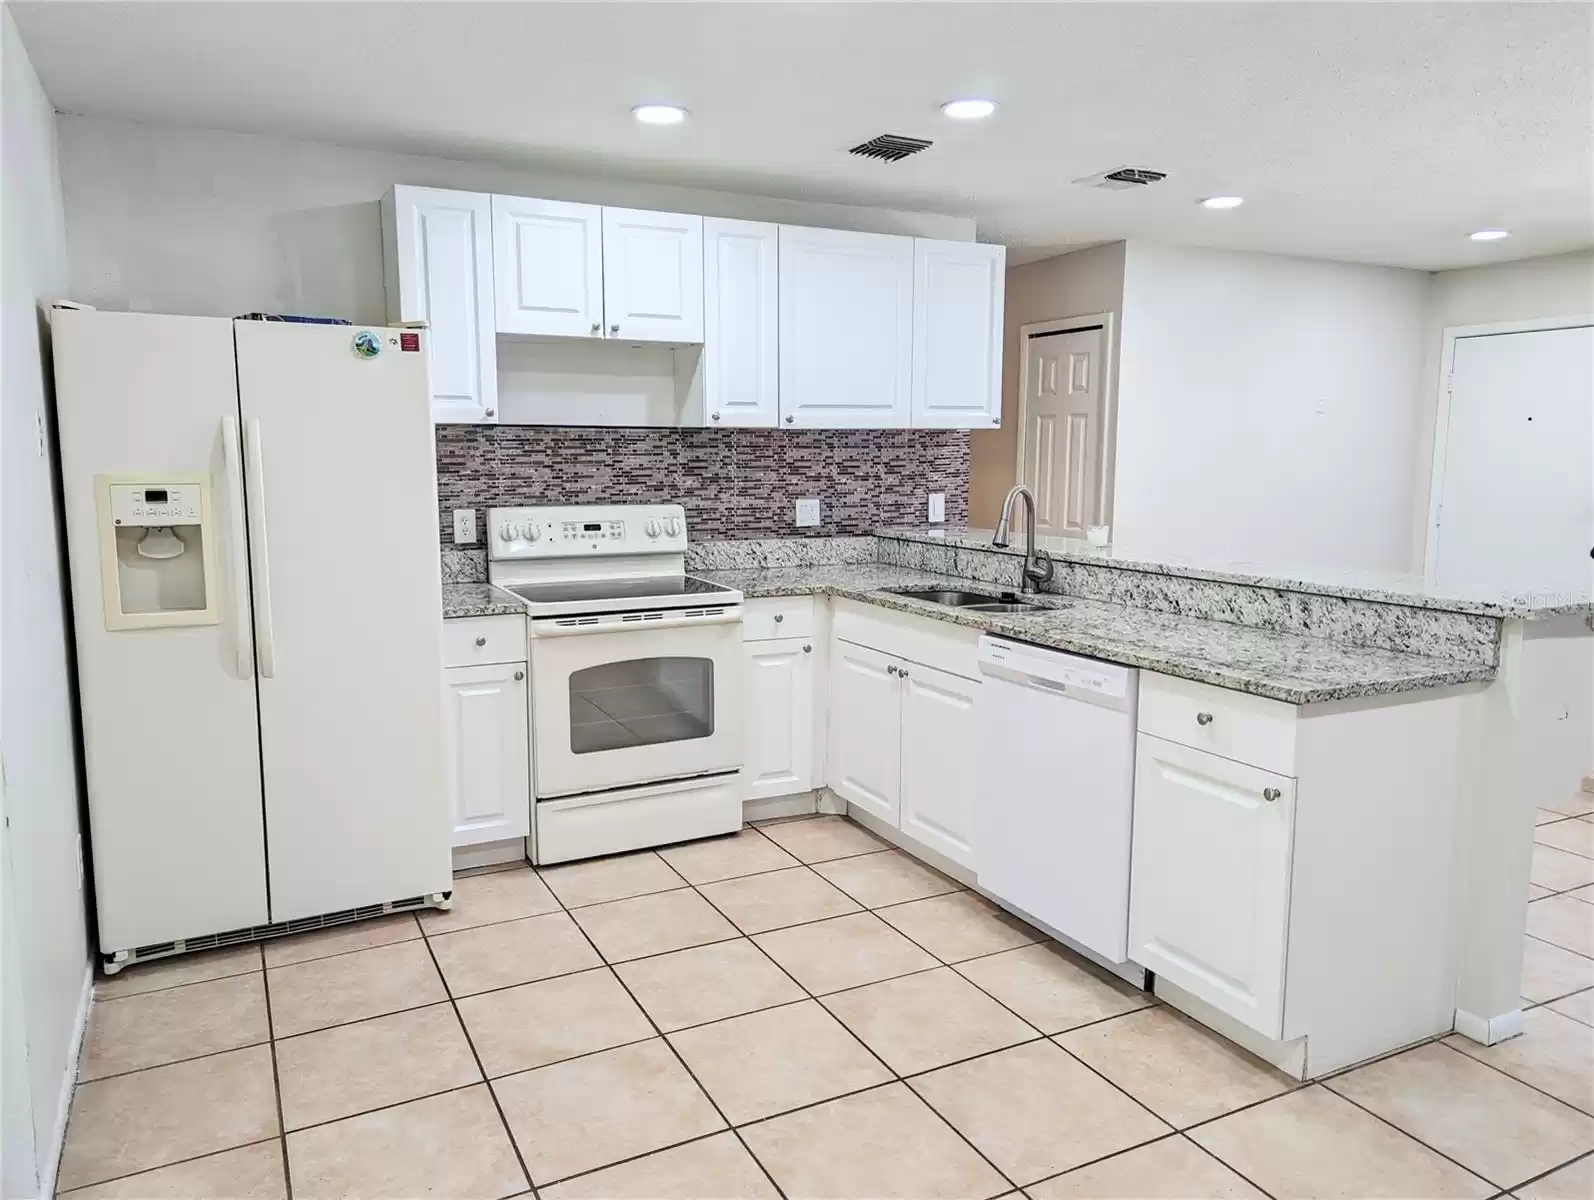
969 242 1125 527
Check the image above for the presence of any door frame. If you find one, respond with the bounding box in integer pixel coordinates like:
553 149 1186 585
1423 314 1594 580
1012 312 1117 531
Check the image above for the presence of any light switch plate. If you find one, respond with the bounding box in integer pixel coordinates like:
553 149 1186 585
927 492 946 523
795 498 821 528
452 508 477 544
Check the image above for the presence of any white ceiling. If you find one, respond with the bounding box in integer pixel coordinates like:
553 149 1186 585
12 1 1593 269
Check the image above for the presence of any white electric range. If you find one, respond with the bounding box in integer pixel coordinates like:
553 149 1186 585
488 504 745 863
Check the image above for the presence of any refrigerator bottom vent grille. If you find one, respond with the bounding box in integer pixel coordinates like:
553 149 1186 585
107 892 450 974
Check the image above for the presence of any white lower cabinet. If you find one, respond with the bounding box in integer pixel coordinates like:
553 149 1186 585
1128 732 1295 1038
898 663 980 866
827 641 902 825
442 661 531 847
742 636 816 801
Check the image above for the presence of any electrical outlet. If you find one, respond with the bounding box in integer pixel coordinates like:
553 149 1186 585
794 498 821 528
452 509 477 544
927 492 946 523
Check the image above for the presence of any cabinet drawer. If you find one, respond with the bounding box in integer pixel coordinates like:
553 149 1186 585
832 598 980 681
443 615 526 667
742 597 815 642
1138 672 1297 776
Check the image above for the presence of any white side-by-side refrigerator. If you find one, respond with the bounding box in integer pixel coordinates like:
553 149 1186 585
51 309 451 968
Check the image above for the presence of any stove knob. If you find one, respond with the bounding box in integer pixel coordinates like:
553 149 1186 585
521 522 541 543
664 516 681 538
499 523 518 543
645 519 661 538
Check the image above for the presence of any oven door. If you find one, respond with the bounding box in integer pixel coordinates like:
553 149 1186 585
529 608 743 799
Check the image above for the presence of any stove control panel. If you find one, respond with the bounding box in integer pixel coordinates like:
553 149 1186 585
487 504 688 559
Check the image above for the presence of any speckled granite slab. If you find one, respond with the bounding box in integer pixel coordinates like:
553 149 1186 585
441 547 488 584
442 583 526 619
685 536 877 572
695 563 1494 705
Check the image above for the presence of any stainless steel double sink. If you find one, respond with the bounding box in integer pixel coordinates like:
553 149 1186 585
886 588 1049 615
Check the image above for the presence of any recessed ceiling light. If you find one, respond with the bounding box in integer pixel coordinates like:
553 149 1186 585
941 99 997 120
1469 228 1510 242
1200 196 1245 210
633 104 687 126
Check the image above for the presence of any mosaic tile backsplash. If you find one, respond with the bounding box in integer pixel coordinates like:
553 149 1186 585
436 425 970 544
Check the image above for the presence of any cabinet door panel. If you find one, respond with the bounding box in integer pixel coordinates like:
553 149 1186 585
443 662 531 847
1128 734 1294 1037
492 196 604 337
742 637 815 801
827 641 901 822
704 217 778 426
899 663 980 868
602 208 704 342
911 239 1005 429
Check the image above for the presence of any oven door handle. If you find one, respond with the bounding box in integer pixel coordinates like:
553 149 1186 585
530 610 743 638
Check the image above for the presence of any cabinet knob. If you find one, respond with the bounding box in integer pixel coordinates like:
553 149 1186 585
774 613 783 623
1195 711 1214 726
886 664 898 675
513 670 525 681
900 668 910 679
991 415 1000 424
1262 787 1281 803
711 412 720 421
803 644 812 653
785 415 795 424
609 323 619 335
483 408 495 418
590 322 601 335
475 636 487 647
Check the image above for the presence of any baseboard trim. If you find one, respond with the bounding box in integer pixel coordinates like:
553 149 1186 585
452 838 528 871
743 793 819 822
40 963 93 1200
1155 977 1310 1080
1454 1006 1524 1045
1581 771 1594 795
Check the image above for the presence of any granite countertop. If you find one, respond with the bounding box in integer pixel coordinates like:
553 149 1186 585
442 582 527 619
694 564 1495 705
877 527 1594 620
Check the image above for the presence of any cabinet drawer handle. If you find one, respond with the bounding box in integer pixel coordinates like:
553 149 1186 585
803 644 812 653
590 322 600 335
475 636 487 647
513 670 525 681
1262 787 1281 803
1195 711 1214 726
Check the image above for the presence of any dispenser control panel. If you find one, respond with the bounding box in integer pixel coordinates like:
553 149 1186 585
109 484 202 526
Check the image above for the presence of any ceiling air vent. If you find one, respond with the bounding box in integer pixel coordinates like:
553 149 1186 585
848 134 933 162
1073 166 1168 190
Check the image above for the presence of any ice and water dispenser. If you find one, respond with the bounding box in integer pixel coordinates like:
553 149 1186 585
95 476 220 629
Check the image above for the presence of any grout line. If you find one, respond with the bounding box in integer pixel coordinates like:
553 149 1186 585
260 962 295 1200
54 1136 286 1197
1178 1131 1281 1200
1319 1082 1502 1191
76 1035 276 1086
1434 1035 1594 1118
1501 1147 1593 1196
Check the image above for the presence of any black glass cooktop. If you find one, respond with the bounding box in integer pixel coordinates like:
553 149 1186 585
507 575 736 606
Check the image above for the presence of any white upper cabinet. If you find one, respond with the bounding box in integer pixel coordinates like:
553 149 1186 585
492 196 605 338
382 186 499 424
602 208 704 343
911 239 1006 429
778 226 914 428
703 218 779 427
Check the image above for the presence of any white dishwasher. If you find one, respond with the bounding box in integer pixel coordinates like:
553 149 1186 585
976 635 1137 965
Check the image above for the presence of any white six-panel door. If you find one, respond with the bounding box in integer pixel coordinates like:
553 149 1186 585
443 662 531 846
601 207 704 343
828 641 901 822
898 662 980 868
742 637 815 801
492 195 605 337
1021 326 1104 536
911 239 1006 430
704 217 779 427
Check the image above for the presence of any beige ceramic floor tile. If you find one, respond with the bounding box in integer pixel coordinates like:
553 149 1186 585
267 939 445 1037
1545 793 1594 818
492 1038 725 1185
1532 883 1556 900
1189 1085 1493 1198
1056 1007 1294 1128
910 1040 1169 1185
537 849 685 908
752 911 939 994
756 815 888 863
698 866 861 934
812 849 964 908
428 911 601 996
1549 988 1594 1026
1538 819 1594 860
286 1083 525 1199
1026 1136 1266 1199
262 913 421 968
94 945 262 1000
614 938 805 1032
570 887 741 962
877 891 1041 963
1516 1153 1594 1200
80 973 269 1080
1523 936 1594 1003
57 1044 280 1191
57 1140 287 1200
540 1132 779 1200
1538 809 1577 826
658 827 801 883
418 866 561 934
1528 895 1594 957
953 943 1152 1034
274 1002 481 1130
1569 883 1594 904
457 967 654 1076
1324 1042 1594 1188
1446 1007 1594 1115
669 999 892 1124
1533 844 1594 892
740 1082 1007 1200
822 966 1037 1075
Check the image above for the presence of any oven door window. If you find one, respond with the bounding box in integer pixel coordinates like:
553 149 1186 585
569 657 715 755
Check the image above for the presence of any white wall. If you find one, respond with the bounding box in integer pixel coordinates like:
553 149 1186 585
1 8 91 1197
53 115 974 325
1112 241 1430 569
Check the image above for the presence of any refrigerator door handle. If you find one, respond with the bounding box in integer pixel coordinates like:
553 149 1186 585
243 417 278 679
221 416 254 679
